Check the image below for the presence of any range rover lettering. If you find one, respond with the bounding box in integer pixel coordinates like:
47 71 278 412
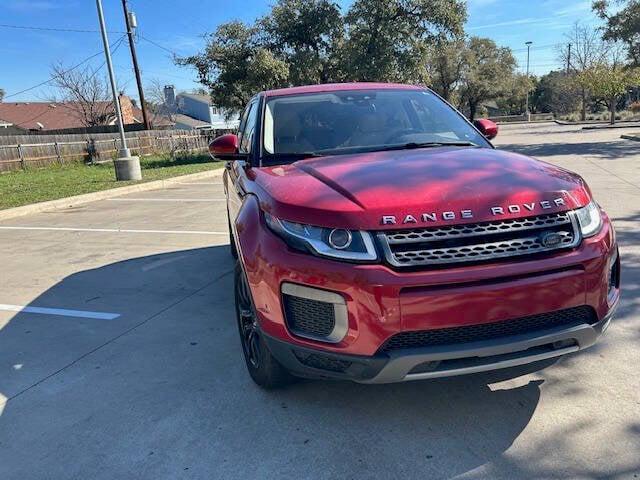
211 83 620 388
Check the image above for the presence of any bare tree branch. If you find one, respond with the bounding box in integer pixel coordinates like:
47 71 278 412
49 62 114 127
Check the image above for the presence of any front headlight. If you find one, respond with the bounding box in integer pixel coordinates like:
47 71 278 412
575 201 602 238
264 212 377 262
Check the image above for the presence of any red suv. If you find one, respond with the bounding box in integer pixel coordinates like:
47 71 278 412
211 83 620 388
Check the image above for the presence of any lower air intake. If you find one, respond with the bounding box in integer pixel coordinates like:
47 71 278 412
281 283 349 343
283 294 336 338
294 352 351 373
380 306 598 353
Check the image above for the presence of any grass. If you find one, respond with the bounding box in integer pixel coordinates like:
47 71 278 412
0 153 224 210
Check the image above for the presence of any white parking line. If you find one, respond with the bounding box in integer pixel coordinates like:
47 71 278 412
106 198 225 202
0 304 120 320
0 226 227 235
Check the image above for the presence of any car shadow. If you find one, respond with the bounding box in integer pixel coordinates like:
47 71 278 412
0 244 636 478
497 139 640 160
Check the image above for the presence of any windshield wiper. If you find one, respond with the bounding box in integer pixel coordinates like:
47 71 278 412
375 141 479 152
269 142 477 160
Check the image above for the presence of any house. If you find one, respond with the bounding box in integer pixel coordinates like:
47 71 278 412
162 86 239 131
0 95 173 134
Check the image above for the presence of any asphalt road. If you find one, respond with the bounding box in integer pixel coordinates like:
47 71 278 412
0 123 639 479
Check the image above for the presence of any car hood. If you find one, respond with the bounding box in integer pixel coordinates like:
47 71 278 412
251 147 591 230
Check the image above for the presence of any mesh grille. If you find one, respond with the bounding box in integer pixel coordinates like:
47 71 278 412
386 212 572 244
294 352 351 373
283 294 335 338
380 306 597 353
380 212 579 267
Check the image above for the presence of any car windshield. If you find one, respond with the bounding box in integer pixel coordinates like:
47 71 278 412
263 89 490 160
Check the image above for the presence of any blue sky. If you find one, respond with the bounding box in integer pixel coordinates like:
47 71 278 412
0 0 600 103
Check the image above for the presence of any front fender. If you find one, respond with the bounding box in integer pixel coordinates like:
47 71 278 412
234 194 262 277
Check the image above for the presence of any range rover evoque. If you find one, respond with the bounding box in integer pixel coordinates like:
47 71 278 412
211 83 620 388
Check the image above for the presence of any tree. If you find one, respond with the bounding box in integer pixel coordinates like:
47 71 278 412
0 88 4 102
557 22 609 120
176 21 289 115
576 46 640 124
593 0 640 66
533 71 580 114
496 74 535 115
338 0 466 83
458 37 517 120
49 63 114 127
177 0 466 109
428 37 466 102
260 0 343 84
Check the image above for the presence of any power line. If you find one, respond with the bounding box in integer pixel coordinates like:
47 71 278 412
138 34 178 56
4 34 127 100
85 35 128 83
0 23 124 34
0 22 175 58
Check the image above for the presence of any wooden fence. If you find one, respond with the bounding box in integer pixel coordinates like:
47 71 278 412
0 129 229 172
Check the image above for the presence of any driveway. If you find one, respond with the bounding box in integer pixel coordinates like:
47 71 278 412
0 124 638 479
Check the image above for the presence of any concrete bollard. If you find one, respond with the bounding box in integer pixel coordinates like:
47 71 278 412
114 156 142 181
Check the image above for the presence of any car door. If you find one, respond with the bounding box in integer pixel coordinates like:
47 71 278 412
227 97 260 231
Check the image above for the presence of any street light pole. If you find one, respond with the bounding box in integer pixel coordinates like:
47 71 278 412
95 0 141 181
525 41 533 119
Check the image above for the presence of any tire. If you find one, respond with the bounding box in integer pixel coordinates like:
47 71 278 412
228 214 238 259
234 262 294 388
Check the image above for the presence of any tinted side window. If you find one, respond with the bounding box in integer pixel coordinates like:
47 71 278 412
239 101 259 153
236 105 250 142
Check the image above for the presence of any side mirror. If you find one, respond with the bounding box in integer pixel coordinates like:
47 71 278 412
209 134 240 160
473 119 498 140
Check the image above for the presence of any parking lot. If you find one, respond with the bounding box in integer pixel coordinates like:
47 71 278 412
0 122 639 479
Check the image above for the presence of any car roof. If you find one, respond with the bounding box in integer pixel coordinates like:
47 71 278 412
262 82 425 98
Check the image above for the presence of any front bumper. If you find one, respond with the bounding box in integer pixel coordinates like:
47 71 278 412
263 302 617 383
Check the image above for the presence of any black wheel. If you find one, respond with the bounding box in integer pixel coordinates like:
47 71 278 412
228 214 238 259
234 262 294 388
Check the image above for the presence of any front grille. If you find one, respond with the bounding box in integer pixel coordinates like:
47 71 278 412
294 351 352 373
380 306 597 353
283 294 335 338
378 212 580 268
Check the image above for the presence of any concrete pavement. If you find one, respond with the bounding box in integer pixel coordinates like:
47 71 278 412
0 124 639 479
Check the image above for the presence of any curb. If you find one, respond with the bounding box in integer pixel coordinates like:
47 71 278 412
583 123 640 130
495 120 555 126
555 119 640 127
0 167 225 221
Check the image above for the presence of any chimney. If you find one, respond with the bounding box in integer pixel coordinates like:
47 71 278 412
118 94 135 125
164 85 176 106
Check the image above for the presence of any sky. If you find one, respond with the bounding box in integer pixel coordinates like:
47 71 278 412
0 0 602 103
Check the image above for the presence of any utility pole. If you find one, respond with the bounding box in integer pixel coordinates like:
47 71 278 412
525 41 533 119
567 43 572 74
121 0 150 130
96 0 141 181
